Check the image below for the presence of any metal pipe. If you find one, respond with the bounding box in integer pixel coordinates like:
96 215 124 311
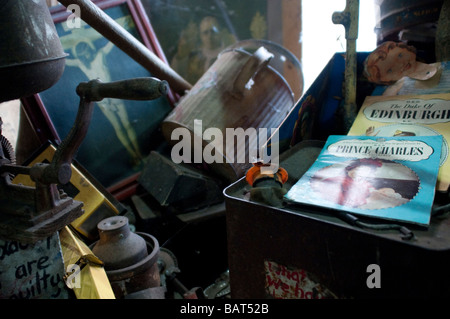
332 0 359 132
58 0 192 95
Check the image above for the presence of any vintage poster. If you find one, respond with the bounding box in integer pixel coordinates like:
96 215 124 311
142 0 299 85
347 93 450 192
284 135 442 226
35 2 173 190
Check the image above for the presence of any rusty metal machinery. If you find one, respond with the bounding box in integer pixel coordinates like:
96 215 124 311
91 216 164 299
0 77 168 243
0 0 170 243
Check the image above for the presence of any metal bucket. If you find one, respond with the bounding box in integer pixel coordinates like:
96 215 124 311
0 0 67 102
161 41 297 182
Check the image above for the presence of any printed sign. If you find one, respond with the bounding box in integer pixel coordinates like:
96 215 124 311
0 232 68 299
264 260 337 299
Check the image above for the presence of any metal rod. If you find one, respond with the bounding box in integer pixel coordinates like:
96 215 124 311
58 0 192 95
332 0 359 132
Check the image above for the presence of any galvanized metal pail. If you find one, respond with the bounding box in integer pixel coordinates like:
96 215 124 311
161 42 296 182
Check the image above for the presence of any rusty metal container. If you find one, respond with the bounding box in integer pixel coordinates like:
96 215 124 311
224 141 450 299
0 0 67 102
91 216 162 298
161 41 300 182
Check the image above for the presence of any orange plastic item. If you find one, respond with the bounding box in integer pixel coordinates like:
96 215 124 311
245 164 288 187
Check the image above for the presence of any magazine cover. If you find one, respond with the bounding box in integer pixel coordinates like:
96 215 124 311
347 93 450 192
284 135 443 226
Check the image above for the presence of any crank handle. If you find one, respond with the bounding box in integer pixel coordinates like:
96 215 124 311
76 77 169 102
32 77 168 186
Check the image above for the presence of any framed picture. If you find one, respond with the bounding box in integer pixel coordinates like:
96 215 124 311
21 0 176 199
141 0 302 85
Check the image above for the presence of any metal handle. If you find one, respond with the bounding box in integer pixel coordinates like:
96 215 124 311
232 46 273 99
58 0 192 95
76 77 168 102
32 77 168 185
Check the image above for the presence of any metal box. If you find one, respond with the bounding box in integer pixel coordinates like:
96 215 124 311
224 141 450 299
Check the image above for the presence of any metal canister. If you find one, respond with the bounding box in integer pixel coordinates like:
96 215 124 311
161 41 300 182
0 0 67 102
91 216 162 298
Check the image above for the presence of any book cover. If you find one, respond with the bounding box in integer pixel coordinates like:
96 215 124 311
284 135 443 226
347 93 450 192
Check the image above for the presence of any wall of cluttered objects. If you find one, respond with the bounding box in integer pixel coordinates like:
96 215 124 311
0 0 449 305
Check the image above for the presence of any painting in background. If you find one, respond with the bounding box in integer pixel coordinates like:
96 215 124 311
28 1 173 190
142 0 288 84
